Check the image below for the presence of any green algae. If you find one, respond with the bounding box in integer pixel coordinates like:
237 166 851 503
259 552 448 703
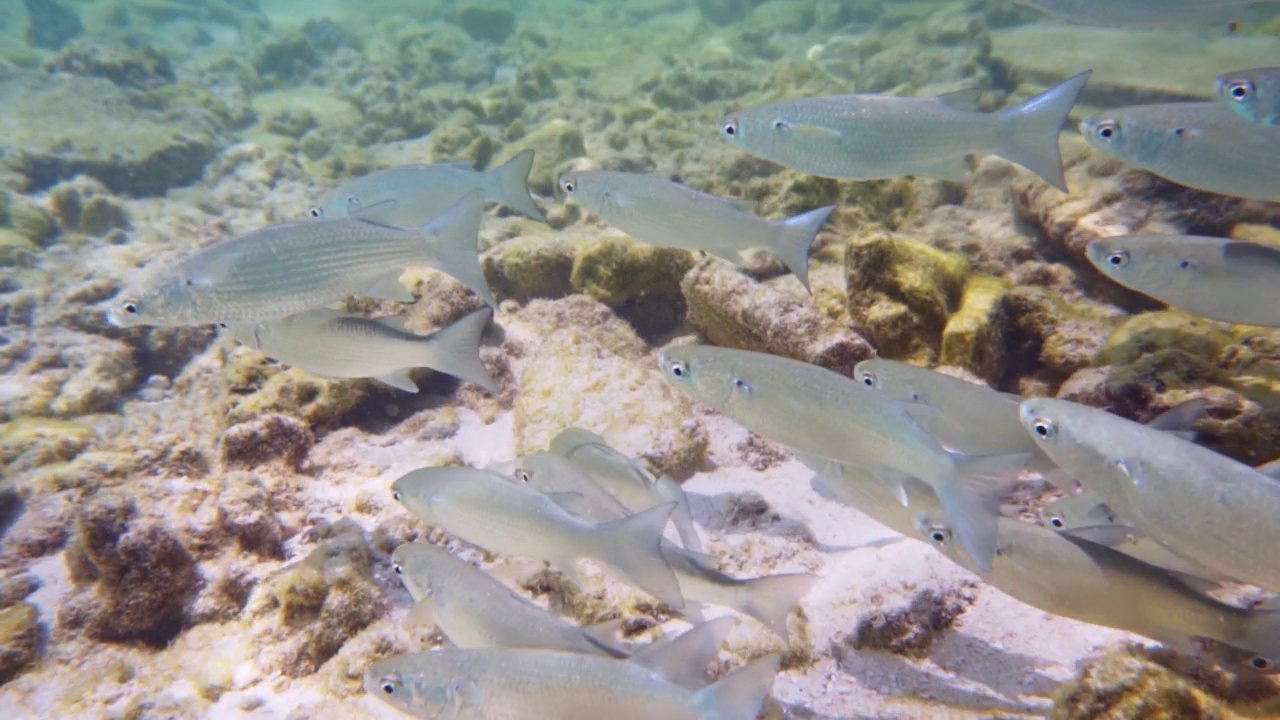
940 275 1010 384
569 236 693 307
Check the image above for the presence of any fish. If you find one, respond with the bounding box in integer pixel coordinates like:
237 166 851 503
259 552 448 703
659 345 1030 572
390 542 628 658
1019 397 1280 594
365 648 781 720
555 170 834 292
310 149 546 224
548 428 703 553
108 189 494 328
224 307 497 393
1014 0 1275 26
1087 234 1280 328
1217 67 1280 126
1080 102 1280 203
718 71 1092 192
493 452 636 525
918 510 1280 659
391 466 685 609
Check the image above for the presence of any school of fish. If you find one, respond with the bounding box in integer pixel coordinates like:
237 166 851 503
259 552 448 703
95 12 1280 716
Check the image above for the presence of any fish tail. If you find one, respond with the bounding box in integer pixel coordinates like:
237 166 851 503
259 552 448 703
419 188 497 308
423 308 498 393
940 451 1031 572
654 475 704 554
733 572 819 642
487 149 547 223
996 70 1092 192
765 205 836 294
599 501 685 609
629 617 738 691
693 653 781 720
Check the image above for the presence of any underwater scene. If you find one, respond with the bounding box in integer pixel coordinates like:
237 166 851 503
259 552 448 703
5 0 1280 717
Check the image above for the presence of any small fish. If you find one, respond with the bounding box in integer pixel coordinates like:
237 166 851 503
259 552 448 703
390 542 627 657
224 307 496 393
659 345 1030 572
1195 636 1280 676
493 451 635 524
556 170 834 292
1088 234 1280 328
1020 397 1280 594
1217 67 1280 126
109 190 494 328
311 149 546 224
392 466 685 609
365 648 781 720
919 510 1280 659
1014 0 1274 26
1080 102 1280 203
719 71 1092 192
549 428 703 553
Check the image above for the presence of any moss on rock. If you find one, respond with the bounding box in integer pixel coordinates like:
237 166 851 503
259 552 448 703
483 233 577 301
940 275 1009 385
569 236 693 307
0 602 41 685
1052 651 1237 719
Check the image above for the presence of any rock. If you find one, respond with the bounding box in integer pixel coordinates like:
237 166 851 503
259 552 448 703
265 107 318 139
45 42 176 90
999 286 1118 391
849 585 975 658
59 492 202 646
511 295 648 359
220 413 314 471
682 260 874 376
940 276 1010 385
491 119 586 194
455 4 518 44
1051 651 1234 719
0 417 96 473
0 75 220 195
0 229 39 266
569 236 694 307
845 232 970 366
45 334 139 417
49 177 131 237
5 193 55 247
216 471 284 558
0 602 40 685
483 232 578 301
253 30 321 87
243 522 383 677
515 327 707 476
0 575 38 609
23 0 83 50
223 350 375 429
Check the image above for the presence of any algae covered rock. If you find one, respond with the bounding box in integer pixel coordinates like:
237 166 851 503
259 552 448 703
1000 285 1117 389
223 348 375 429
845 231 970 365
220 413 315 470
515 326 706 476
849 585 975 658
940 275 1010 385
682 260 873 376
1052 651 1236 719
0 602 41 685
491 119 585 194
0 417 96 473
483 232 577 301
569 236 693 307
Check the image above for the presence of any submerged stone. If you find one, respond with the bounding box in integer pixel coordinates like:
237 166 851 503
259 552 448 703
23 0 83 51
0 602 41 685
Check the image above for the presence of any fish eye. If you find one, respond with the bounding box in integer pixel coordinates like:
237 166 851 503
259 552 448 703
1178 259 1194 270
392 491 401 502
859 372 876 387
1253 657 1270 671
1049 516 1065 529
930 530 947 544
668 361 688 379
1031 418 1057 440
308 207 323 218
733 377 752 393
392 563 403 575
773 119 790 131
379 677 401 695
1106 250 1129 267
1229 81 1254 101
122 301 139 315
721 120 739 138
1095 121 1119 140
558 177 576 194
516 470 531 483
217 322 228 329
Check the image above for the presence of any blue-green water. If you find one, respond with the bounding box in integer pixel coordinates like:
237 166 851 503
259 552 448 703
1 1 1280 718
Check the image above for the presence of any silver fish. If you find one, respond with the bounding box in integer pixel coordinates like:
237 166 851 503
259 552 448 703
1218 67 1280 127
719 71 1091 192
224 307 496 393
1020 397 1280 594
659 345 1030 572
392 466 685 609
365 648 781 720
919 510 1280 659
311 149 545 223
1088 234 1280 327
391 542 627 657
1015 0 1274 26
555 170 834 292
492 452 636 526
549 428 703 553
109 189 494 328
1080 102 1280 203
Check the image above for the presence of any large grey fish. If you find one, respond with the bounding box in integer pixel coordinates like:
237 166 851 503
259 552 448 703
1015 0 1277 26
493 452 816 640
1019 397 1280 594
224 307 497 393
555 170 834 293
659 345 1030 572
1080 102 1280 203
918 510 1280 659
365 648 781 720
310 149 546 223
548 428 703 553
109 190 494 328
719 71 1091 192
1088 234 1280 328
391 466 685 609
1218 67 1280 126
390 542 627 658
